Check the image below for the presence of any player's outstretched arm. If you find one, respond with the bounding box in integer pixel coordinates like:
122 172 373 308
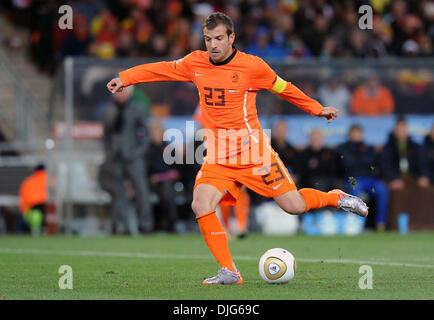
269 77 325 117
253 57 336 121
273 81 339 122
107 77 124 94
109 55 194 92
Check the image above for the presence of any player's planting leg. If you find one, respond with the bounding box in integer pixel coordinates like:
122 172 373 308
192 184 243 285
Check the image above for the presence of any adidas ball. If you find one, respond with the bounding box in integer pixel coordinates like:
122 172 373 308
258 248 296 284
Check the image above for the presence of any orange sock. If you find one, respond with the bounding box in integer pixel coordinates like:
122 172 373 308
196 210 236 272
298 188 340 212
235 189 250 232
219 205 232 232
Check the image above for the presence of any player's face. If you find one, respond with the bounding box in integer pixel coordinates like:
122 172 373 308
203 24 235 62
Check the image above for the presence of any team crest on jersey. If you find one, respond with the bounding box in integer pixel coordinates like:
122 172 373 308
230 71 241 84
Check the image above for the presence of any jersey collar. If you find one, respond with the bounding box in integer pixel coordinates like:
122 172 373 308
209 47 237 66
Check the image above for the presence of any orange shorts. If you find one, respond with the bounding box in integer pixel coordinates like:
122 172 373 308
193 147 297 206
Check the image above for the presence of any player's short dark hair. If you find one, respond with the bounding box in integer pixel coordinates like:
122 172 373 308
203 12 234 36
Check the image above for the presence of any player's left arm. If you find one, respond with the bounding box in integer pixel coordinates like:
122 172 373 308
252 57 338 122
270 76 338 122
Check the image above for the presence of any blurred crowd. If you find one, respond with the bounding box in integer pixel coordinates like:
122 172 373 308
1 0 433 75
270 117 433 231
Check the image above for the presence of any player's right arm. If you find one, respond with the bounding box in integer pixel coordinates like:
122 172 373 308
107 55 193 93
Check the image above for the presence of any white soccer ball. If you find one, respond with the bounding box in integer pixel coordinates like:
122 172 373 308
258 248 297 284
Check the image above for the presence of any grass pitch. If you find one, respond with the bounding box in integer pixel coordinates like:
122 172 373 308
0 232 433 300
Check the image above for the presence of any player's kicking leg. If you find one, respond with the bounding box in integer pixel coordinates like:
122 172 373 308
274 188 368 217
191 183 243 285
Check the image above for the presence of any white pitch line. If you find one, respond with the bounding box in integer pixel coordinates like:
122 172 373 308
0 248 433 269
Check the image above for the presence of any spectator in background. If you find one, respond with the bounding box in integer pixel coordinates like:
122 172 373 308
299 129 344 191
387 0 408 56
147 121 179 232
102 86 154 234
422 124 434 184
317 75 351 117
58 14 91 61
244 26 286 60
71 0 105 22
27 0 59 74
19 164 47 236
350 73 395 115
319 35 339 60
89 8 119 59
381 117 430 191
116 27 137 57
338 125 389 231
301 14 330 56
270 120 299 183
346 29 370 58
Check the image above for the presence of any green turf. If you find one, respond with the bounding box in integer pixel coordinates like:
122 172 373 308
0 232 433 300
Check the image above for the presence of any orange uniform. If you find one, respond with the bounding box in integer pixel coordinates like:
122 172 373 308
119 48 324 204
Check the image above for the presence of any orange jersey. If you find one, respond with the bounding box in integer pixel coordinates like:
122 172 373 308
119 49 324 164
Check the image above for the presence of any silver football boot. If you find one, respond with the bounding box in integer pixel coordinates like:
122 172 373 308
202 267 243 285
328 189 369 218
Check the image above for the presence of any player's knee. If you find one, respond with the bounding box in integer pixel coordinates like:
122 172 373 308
280 199 306 215
191 199 213 217
275 191 307 215
290 199 306 215
296 201 307 215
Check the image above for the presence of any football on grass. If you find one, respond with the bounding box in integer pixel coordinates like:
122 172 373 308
259 248 296 284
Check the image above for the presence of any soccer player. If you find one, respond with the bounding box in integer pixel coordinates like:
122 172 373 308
107 12 368 285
